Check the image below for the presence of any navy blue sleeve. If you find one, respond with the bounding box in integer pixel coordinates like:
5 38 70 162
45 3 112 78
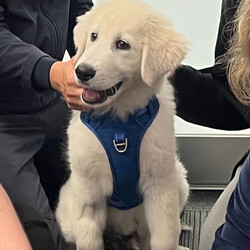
212 152 250 250
67 0 93 57
0 4 56 92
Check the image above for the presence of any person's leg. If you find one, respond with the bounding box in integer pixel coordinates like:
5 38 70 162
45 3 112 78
198 166 241 250
0 113 51 214
35 98 72 248
0 107 68 250
14 202 55 250
35 98 71 210
212 153 250 249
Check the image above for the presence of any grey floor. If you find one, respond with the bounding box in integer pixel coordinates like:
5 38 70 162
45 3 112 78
179 190 222 250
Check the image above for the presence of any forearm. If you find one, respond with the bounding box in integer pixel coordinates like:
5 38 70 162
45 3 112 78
0 5 56 92
173 65 249 130
0 185 32 250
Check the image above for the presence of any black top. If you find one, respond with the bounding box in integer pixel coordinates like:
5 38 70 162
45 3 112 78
173 0 250 130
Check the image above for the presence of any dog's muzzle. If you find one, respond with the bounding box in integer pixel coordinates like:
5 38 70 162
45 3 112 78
82 81 123 104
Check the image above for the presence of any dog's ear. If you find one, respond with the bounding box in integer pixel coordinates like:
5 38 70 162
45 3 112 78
73 15 89 59
141 20 188 86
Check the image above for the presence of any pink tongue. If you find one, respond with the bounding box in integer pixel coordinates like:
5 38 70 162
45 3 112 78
83 89 100 101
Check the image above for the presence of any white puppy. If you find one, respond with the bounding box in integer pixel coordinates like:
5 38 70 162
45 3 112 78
56 0 190 249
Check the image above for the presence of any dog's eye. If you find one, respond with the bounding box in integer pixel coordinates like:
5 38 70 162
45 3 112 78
91 32 98 42
116 40 130 50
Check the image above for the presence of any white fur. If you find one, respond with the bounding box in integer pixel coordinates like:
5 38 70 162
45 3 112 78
56 0 190 249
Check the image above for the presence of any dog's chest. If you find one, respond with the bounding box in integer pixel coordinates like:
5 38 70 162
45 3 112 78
80 97 159 210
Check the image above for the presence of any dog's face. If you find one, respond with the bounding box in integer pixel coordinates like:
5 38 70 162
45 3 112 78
75 19 143 108
74 0 188 109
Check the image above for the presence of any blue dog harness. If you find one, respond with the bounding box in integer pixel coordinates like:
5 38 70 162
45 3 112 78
80 97 159 210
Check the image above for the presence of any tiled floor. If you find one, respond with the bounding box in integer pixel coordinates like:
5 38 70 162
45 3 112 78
179 190 222 250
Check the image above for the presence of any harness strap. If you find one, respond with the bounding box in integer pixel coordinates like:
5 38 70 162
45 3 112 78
80 96 159 210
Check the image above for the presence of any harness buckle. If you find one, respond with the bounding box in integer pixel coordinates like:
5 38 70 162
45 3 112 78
113 133 128 153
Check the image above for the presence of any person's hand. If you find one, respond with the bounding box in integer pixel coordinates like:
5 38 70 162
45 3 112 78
49 57 89 111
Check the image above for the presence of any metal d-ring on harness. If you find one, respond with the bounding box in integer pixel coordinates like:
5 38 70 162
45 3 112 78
113 133 128 153
80 96 159 210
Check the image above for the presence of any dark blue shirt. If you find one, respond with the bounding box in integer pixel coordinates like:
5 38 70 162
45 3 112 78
0 0 93 114
212 151 250 249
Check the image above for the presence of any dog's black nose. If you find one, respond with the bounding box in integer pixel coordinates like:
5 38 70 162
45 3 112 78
75 64 96 82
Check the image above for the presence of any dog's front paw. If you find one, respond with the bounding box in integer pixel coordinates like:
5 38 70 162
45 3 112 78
151 242 177 250
75 219 104 250
151 245 190 250
76 238 104 250
178 246 190 250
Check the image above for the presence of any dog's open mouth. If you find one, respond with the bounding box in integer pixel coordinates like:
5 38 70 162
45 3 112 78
82 81 123 104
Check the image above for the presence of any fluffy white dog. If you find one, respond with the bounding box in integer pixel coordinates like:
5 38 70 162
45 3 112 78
56 0 190 249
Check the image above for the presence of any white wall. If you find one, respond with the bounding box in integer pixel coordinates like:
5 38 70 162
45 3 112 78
93 0 221 69
139 0 222 69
